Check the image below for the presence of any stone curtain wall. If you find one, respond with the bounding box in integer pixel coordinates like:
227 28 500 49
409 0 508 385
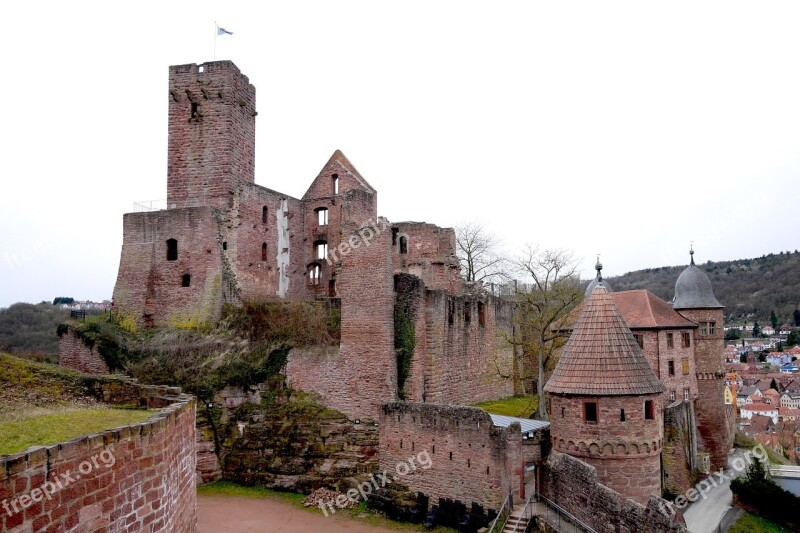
0 380 197 532
58 328 109 375
379 403 522 513
662 400 697 497
542 451 687 533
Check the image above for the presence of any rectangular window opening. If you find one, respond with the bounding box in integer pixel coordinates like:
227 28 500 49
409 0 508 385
584 402 598 424
667 332 674 348
645 400 654 420
668 360 675 376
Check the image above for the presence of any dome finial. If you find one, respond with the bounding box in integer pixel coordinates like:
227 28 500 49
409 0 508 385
595 254 603 282
690 241 695 265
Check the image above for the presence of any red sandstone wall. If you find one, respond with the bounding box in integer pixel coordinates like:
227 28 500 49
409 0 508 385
662 400 697 496
286 217 394 419
636 328 699 404
167 61 255 210
676 308 730 471
58 329 110 375
113 207 225 328
549 394 663 504
392 222 461 293
379 403 522 512
0 384 197 533
420 291 514 405
542 451 687 533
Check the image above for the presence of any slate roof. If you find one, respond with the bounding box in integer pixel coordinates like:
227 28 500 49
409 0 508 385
672 251 723 309
544 284 664 396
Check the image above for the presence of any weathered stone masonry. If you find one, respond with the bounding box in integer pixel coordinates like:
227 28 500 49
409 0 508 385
0 380 197 533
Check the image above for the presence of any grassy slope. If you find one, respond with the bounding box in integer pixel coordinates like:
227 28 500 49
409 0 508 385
729 511 790 533
472 395 539 418
0 408 151 456
0 352 151 455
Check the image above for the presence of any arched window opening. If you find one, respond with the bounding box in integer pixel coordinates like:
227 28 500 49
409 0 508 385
262 206 268 224
166 239 178 261
399 235 408 254
314 240 328 261
308 264 321 286
261 243 267 261
315 207 328 226
332 174 339 194
181 274 191 287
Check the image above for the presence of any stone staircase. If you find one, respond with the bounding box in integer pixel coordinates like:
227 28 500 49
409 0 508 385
502 504 531 533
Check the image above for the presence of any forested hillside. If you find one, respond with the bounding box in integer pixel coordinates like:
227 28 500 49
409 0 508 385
0 303 69 356
606 250 800 324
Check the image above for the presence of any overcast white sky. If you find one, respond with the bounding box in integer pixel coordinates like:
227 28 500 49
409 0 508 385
1 1 799 307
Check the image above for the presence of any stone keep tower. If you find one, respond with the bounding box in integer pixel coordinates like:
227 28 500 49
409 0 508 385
167 61 256 209
672 249 731 472
545 278 665 505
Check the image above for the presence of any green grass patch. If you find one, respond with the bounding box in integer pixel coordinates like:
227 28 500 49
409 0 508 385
197 481 306 506
197 481 458 532
473 395 539 418
0 407 152 456
729 511 790 533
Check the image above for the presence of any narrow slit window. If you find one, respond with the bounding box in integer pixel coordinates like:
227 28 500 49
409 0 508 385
191 102 199 119
620 409 626 421
166 239 178 261
464 303 471 323
181 274 191 287
328 279 336 297
667 333 674 348
645 400 654 420
262 206 269 224
392 228 399 245
332 174 339 194
262 243 267 261
222 241 227 251
478 302 486 327
399 235 408 254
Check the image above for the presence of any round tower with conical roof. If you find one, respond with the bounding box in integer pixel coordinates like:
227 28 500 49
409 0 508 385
672 248 731 472
545 282 665 505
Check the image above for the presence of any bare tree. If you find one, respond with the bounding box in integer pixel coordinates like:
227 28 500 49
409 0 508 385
509 247 583 420
455 222 508 285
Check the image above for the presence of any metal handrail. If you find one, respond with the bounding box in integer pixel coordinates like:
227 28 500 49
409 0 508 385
532 492 598 533
487 492 513 533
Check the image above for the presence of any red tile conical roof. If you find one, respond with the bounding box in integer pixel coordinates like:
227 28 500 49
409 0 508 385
544 284 665 396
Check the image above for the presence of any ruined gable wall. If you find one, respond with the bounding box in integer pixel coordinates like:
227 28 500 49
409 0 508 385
167 62 255 210
378 403 521 513
0 383 197 533
112 207 224 328
392 222 461 293
286 214 393 419
542 451 687 533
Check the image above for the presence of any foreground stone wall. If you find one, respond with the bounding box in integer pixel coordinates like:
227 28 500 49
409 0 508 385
58 328 109 375
0 380 197 533
379 403 522 513
542 451 687 533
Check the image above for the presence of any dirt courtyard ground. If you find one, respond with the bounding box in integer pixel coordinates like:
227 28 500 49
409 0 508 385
197 494 401 532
